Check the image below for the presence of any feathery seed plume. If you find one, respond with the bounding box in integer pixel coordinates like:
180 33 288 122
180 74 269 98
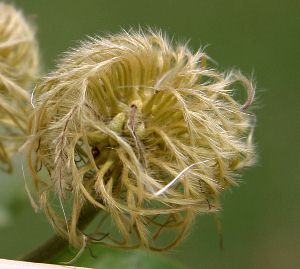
26 30 255 250
0 3 39 172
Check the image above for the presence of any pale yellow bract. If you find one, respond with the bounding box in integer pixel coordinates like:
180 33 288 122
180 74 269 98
0 3 39 172
26 30 256 250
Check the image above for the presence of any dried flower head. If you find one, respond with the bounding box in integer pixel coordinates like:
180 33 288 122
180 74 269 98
0 3 39 172
27 30 255 250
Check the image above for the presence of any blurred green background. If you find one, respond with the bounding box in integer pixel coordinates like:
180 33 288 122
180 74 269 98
1 0 299 268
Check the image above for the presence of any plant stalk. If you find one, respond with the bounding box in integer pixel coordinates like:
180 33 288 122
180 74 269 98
21 205 100 263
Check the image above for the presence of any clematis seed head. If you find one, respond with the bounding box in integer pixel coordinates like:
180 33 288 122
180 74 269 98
0 3 39 172
26 30 255 250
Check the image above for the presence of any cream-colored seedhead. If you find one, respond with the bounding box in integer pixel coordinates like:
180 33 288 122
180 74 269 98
0 3 39 172
27 30 255 250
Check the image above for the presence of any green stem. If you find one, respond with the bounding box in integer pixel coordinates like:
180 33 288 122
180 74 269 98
21 205 100 263
21 235 68 263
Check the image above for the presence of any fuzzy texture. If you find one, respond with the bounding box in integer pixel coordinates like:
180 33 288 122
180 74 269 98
0 3 39 172
26 30 255 250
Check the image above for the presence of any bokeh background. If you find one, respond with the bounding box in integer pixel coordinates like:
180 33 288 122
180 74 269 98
1 0 299 268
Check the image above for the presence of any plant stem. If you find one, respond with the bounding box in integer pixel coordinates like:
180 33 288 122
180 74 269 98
21 234 68 263
21 205 100 263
